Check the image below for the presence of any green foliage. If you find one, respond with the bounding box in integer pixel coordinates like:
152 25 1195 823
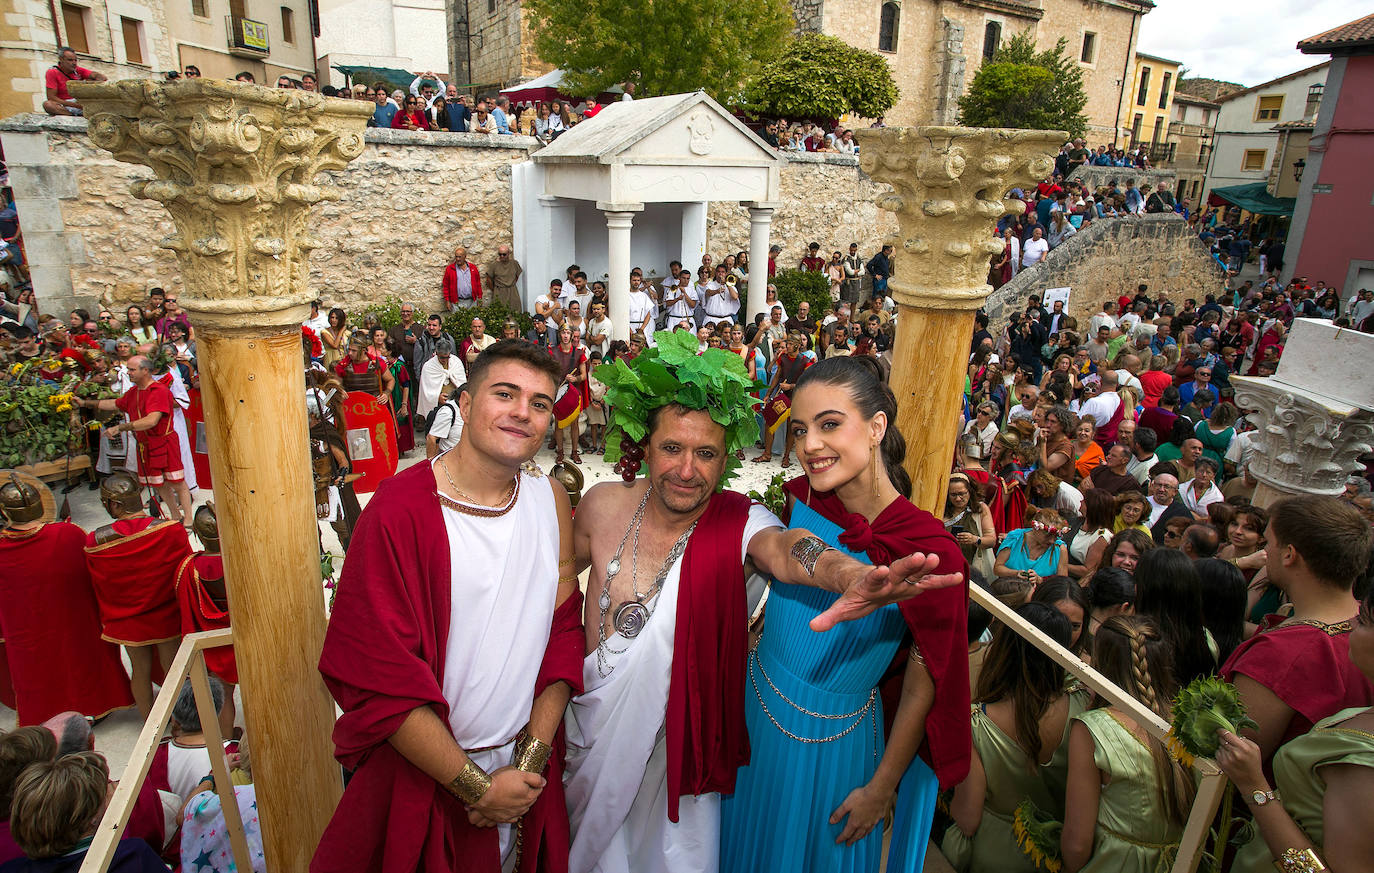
747 471 788 517
1166 676 1258 764
771 269 832 321
957 32 1086 138
742 34 900 120
524 0 793 101
358 298 534 341
594 330 762 486
0 364 95 467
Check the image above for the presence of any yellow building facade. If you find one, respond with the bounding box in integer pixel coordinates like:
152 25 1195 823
1119 51 1180 153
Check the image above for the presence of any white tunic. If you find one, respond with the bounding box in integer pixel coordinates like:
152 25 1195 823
164 367 198 491
564 505 780 873
439 464 559 863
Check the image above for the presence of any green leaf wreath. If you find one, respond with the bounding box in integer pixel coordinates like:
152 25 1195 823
595 330 762 486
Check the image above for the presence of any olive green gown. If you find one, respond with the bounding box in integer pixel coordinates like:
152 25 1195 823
941 687 1089 872
1074 708 1186 873
1233 707 1374 873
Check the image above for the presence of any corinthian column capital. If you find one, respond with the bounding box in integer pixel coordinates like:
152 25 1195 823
856 126 1063 311
71 78 371 333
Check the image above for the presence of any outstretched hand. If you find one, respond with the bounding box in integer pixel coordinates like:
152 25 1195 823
810 551 962 632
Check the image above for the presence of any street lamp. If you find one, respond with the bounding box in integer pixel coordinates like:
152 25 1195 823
1293 158 1305 182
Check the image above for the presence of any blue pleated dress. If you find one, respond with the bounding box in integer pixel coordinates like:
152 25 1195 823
720 500 939 873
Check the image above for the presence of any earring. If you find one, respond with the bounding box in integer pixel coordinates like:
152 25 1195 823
871 442 881 499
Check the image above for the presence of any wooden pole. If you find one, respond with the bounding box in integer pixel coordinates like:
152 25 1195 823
72 78 371 871
856 126 1064 513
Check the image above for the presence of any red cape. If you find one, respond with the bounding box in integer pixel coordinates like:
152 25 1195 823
664 490 753 821
783 478 972 789
0 524 134 724
84 518 190 645
174 553 237 684
313 462 583 873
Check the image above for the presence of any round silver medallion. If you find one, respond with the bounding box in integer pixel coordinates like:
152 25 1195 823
614 601 650 638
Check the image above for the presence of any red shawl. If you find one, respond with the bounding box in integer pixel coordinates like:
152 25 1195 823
174 553 237 685
783 478 972 788
0 523 134 724
84 518 190 646
312 463 584 873
664 490 753 821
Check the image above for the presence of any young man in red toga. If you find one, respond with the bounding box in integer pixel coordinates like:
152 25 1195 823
80 354 194 526
313 340 584 873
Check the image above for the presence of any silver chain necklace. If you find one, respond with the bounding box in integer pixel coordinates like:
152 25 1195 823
595 487 698 678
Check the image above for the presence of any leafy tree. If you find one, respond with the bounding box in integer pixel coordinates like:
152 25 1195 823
742 33 900 120
523 0 793 101
957 31 1087 137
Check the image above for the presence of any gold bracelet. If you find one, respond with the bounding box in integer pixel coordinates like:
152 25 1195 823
558 573 578 585
445 761 492 805
1274 848 1326 873
558 556 576 568
511 728 553 774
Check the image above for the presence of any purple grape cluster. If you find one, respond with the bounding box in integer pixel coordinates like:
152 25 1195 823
612 435 645 482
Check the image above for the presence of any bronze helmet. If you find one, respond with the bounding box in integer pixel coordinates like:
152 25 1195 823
99 471 144 518
0 473 43 524
192 502 220 552
550 460 585 508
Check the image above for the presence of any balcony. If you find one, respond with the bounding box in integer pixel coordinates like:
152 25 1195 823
1148 142 1177 164
226 15 269 57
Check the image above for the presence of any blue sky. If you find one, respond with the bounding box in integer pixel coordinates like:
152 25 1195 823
1136 0 1355 87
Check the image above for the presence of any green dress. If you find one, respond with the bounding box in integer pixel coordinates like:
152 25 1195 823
1232 707 1374 873
1074 709 1185 873
942 687 1090 873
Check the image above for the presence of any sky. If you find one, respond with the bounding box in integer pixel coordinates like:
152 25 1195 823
1135 0 1356 87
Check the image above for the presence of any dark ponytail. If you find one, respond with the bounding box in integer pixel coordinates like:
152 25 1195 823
794 356 912 498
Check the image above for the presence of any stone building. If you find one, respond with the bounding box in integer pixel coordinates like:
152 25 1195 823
446 0 551 93
1119 50 1179 155
1160 92 1217 205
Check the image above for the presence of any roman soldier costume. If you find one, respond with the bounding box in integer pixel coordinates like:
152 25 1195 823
174 502 237 684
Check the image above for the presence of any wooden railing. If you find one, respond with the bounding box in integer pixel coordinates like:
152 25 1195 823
80 629 253 873
968 586 1227 873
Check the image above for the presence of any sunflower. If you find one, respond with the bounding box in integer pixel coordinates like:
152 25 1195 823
1012 799 1063 873
1168 676 1257 766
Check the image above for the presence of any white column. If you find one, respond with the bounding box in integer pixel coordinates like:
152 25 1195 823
599 201 643 341
680 201 707 266
745 202 780 324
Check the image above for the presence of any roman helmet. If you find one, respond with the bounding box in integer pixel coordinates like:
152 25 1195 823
0 473 43 524
192 502 219 553
99 471 144 518
550 460 585 508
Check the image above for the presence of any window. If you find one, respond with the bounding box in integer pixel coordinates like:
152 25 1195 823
1151 117 1164 147
1305 83 1323 118
1255 94 1283 122
281 6 295 44
60 3 89 54
487 0 496 12
1199 144 1210 167
1242 149 1267 172
1081 32 1096 63
1131 113 1143 144
191 0 207 16
1158 71 1171 109
878 2 899 53
1136 66 1151 106
983 21 1001 61
120 16 143 64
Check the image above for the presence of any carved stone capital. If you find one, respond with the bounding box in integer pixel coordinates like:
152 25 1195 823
1232 375 1374 499
70 78 371 332
855 126 1063 311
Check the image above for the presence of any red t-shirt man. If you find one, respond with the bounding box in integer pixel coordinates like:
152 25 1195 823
45 64 96 103
115 380 184 486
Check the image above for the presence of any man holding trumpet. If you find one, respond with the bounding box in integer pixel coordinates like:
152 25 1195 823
702 264 741 325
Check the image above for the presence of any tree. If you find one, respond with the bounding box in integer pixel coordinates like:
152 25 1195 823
957 31 1087 138
523 0 793 101
741 33 900 120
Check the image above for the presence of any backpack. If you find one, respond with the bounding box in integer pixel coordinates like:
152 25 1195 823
424 398 459 433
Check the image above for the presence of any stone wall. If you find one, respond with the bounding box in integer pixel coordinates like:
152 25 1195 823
1066 164 1178 193
985 213 1225 332
1 115 898 316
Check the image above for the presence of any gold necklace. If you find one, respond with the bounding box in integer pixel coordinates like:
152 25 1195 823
436 454 519 517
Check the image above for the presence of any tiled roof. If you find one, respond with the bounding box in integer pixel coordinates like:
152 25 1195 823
1299 13 1374 53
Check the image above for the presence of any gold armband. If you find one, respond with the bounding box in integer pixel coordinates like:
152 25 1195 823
445 761 492 805
1274 848 1326 873
511 728 553 774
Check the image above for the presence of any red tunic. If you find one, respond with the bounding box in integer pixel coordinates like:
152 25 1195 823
0 523 134 723
174 553 237 684
312 462 584 873
84 517 190 646
115 380 184 486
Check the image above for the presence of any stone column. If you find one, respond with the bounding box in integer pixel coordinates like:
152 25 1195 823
599 201 642 340
745 202 779 322
72 78 370 872
1230 319 1374 508
856 126 1063 513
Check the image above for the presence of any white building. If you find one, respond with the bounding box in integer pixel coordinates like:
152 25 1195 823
315 0 448 89
1202 62 1329 203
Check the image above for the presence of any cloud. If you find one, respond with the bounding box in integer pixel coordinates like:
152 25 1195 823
1136 0 1353 86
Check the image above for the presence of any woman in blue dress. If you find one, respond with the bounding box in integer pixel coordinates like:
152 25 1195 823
721 356 970 873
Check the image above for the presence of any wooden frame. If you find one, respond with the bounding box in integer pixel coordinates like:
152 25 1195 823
80 630 253 873
968 586 1227 873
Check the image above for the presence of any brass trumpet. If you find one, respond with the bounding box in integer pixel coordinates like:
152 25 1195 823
725 274 738 287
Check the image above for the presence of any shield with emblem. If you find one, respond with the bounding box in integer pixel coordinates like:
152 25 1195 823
343 391 398 494
185 388 214 489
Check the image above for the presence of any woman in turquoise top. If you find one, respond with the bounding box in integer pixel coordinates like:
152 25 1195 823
994 512 1069 583
1193 403 1236 468
721 357 970 873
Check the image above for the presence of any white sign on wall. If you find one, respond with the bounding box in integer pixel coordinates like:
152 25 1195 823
1043 287 1071 309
